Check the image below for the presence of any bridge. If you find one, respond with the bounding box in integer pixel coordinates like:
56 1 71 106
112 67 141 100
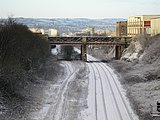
48 36 132 61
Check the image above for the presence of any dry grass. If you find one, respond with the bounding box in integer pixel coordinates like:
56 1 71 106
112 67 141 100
109 35 160 120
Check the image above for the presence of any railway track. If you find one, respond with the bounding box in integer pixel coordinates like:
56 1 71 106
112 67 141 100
42 53 138 120
87 64 98 120
99 62 133 120
87 56 138 120
44 61 75 120
53 61 75 120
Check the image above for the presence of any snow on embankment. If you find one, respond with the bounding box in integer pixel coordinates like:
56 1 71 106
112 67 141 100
112 34 160 120
120 34 160 82
121 35 147 62
121 34 160 65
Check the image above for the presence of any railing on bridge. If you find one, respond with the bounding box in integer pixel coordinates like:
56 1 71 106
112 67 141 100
49 36 131 44
48 36 132 61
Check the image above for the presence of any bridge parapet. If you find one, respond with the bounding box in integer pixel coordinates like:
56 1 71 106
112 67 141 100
48 36 131 45
48 36 83 42
48 36 132 43
48 36 132 61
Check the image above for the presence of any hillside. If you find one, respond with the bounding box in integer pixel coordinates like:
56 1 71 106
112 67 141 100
14 18 126 34
110 35 160 120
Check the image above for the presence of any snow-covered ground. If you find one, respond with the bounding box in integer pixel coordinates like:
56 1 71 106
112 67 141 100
81 55 138 120
28 61 88 120
37 35 160 120
27 47 139 120
108 35 160 120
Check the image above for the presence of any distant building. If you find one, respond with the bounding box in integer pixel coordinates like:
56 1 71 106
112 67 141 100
116 21 127 36
151 17 160 36
30 28 45 35
127 15 160 37
76 32 90 36
86 28 95 36
94 30 108 36
48 29 58 37
109 31 116 37
75 28 95 36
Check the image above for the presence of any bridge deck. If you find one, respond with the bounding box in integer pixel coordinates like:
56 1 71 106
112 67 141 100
49 42 123 46
48 36 132 46
48 36 132 61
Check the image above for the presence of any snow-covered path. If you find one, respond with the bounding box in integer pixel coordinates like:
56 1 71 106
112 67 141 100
81 55 139 120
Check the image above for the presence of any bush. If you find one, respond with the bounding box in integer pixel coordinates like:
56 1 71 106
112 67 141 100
0 19 50 95
141 34 160 64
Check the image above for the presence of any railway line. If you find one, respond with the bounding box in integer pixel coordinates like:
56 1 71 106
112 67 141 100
86 55 138 120
40 55 138 120
100 62 133 120
53 61 75 120
44 61 75 120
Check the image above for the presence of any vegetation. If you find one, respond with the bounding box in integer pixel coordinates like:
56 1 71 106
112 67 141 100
60 46 73 60
0 18 50 97
110 35 160 120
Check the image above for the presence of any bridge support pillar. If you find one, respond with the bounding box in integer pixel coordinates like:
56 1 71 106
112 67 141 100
115 45 122 60
124 38 129 48
81 37 87 62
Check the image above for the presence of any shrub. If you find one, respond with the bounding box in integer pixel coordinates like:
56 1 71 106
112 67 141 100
0 19 50 95
141 34 160 64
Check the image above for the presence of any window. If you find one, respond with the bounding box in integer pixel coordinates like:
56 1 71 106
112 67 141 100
144 21 151 26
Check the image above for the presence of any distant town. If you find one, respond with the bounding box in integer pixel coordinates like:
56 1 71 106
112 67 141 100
14 18 125 37
14 15 160 37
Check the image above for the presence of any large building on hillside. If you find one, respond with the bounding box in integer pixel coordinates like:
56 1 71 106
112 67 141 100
127 15 160 37
116 21 127 36
48 29 58 37
151 17 160 36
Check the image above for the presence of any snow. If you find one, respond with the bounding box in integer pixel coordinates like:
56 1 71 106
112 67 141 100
74 47 139 120
51 45 61 55
84 56 139 120
121 38 144 62
53 65 75 120
110 35 160 119
49 35 160 120
28 47 139 120
28 59 89 120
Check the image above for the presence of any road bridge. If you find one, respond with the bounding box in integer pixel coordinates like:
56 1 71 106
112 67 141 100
49 36 132 61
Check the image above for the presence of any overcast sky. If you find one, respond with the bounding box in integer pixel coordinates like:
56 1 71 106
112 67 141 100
0 0 160 19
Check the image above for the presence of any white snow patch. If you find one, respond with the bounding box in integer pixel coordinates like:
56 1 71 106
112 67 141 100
51 45 61 55
121 40 144 62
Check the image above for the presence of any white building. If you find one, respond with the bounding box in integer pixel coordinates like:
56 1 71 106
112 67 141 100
127 15 160 37
87 28 94 36
48 29 58 37
151 17 160 36
30 28 45 34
